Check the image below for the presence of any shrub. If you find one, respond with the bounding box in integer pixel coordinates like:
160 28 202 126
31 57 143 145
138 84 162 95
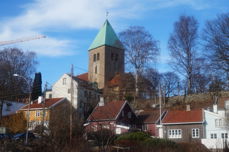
116 131 150 142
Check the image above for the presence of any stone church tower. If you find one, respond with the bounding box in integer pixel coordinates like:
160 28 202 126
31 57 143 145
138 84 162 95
88 20 124 89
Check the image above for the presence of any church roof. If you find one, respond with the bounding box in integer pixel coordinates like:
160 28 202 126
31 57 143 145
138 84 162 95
88 20 123 50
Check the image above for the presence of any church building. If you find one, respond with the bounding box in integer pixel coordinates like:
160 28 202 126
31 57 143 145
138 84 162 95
88 20 124 89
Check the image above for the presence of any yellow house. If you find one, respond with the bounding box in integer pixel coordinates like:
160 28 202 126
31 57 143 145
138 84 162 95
19 98 69 130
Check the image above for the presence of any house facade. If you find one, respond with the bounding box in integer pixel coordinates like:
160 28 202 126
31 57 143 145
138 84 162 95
162 109 205 142
19 98 68 130
51 73 100 119
201 101 229 149
85 99 139 134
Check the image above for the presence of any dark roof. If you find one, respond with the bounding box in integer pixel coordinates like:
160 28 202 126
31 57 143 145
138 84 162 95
87 100 126 121
20 98 64 110
138 109 166 124
162 109 203 124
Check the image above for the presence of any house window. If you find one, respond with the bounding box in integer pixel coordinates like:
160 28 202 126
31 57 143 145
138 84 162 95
142 124 148 131
95 66 97 74
49 94 52 98
222 133 228 139
216 119 225 127
36 111 41 117
93 54 96 62
128 112 132 118
116 128 121 134
192 128 200 138
102 125 109 129
6 103 12 111
121 111 124 117
168 129 182 138
97 53 100 60
63 78 66 85
68 89 71 94
211 133 217 139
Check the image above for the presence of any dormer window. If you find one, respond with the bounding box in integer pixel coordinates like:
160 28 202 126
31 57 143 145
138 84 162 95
6 103 12 111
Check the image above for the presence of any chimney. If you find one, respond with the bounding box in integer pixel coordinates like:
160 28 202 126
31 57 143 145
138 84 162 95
98 97 104 106
213 104 218 113
186 105 191 111
38 96 43 104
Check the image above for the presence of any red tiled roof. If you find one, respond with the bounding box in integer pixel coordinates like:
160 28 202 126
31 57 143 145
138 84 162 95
138 110 165 123
76 73 88 82
20 98 64 110
162 109 203 124
88 100 126 121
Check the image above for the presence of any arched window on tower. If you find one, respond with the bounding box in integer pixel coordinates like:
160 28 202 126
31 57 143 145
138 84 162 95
97 53 100 60
111 53 114 60
115 54 119 61
95 66 97 74
93 54 96 62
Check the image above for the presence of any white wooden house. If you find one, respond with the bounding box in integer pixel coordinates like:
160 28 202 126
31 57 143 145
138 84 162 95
50 73 101 119
201 100 229 149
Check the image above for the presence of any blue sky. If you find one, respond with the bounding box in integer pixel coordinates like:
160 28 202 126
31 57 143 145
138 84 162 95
0 0 228 88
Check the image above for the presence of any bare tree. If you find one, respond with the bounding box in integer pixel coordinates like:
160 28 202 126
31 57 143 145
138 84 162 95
119 26 159 98
0 48 37 119
203 13 229 75
140 68 160 100
160 72 180 103
168 15 198 95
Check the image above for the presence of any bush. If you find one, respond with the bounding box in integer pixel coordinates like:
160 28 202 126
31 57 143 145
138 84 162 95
116 131 150 141
115 131 180 152
143 138 177 148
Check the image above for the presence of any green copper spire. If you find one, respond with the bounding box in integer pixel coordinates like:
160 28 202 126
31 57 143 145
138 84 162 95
88 20 123 50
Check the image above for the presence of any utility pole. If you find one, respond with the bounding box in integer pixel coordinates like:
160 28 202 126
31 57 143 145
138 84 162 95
159 84 162 125
42 82 47 135
70 64 74 144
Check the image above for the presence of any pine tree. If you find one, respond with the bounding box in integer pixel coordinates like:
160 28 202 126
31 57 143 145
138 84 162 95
31 72 42 101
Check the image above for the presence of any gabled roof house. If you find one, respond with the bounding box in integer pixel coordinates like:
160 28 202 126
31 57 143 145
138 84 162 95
85 99 139 134
162 109 205 142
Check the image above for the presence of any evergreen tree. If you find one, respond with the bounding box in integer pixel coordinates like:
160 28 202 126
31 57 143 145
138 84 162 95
31 72 42 101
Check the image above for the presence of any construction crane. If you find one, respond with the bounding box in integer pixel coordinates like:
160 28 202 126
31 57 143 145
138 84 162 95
0 35 46 46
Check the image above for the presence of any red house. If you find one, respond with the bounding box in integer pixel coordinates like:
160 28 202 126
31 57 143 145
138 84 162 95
162 109 205 142
85 99 139 134
138 109 167 137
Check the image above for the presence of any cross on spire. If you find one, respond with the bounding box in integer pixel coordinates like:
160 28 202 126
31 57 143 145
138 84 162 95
106 11 109 19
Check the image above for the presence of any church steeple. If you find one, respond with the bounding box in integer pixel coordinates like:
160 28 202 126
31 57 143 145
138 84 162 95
88 20 124 89
88 20 123 50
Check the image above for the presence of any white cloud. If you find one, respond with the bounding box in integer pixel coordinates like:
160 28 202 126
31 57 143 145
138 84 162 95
0 0 217 56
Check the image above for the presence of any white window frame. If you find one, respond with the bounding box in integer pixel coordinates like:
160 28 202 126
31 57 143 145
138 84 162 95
168 129 182 138
192 128 200 138
142 124 148 131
